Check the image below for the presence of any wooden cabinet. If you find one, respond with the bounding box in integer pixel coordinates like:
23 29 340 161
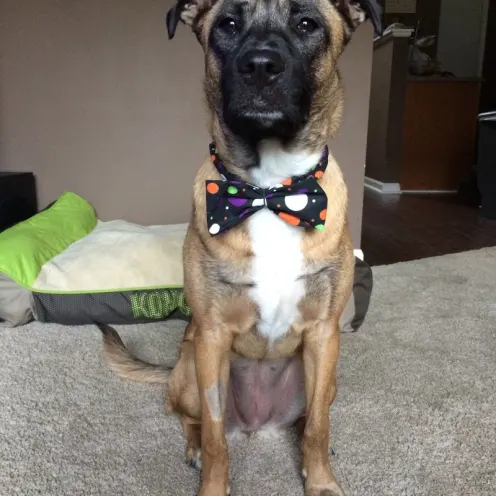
399 79 481 191
366 34 482 193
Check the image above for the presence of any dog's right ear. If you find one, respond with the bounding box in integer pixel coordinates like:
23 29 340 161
166 0 210 40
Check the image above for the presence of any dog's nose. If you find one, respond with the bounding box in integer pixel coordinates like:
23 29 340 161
237 49 285 87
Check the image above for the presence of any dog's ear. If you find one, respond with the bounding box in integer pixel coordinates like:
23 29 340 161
166 0 212 40
334 0 383 37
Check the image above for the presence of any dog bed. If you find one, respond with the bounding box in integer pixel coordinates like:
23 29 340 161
0 192 372 331
0 192 190 327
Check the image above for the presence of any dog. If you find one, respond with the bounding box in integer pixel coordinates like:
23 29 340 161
101 1 381 494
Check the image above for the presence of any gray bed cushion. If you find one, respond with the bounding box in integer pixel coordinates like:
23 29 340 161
0 256 373 330
31 288 191 326
0 274 33 327
340 257 373 333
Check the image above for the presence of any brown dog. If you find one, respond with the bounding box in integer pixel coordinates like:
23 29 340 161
101 1 381 494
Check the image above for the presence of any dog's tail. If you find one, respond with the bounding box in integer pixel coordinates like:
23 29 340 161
98 324 172 384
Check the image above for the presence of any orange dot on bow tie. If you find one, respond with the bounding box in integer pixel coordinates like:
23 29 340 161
281 178 292 186
320 209 327 220
211 155 216 162
314 170 324 179
278 212 301 226
207 183 219 194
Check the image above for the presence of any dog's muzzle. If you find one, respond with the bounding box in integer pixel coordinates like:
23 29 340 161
223 36 310 141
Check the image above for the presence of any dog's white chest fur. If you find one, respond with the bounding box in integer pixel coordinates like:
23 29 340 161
248 209 304 341
248 141 321 342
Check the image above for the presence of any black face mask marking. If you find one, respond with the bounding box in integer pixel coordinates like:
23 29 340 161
208 0 330 144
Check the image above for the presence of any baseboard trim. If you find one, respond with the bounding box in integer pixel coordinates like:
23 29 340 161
365 177 458 195
364 177 401 195
401 189 458 194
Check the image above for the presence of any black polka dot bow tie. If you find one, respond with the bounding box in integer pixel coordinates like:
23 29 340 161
205 143 329 236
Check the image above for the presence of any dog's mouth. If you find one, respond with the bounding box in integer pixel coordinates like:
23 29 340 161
243 110 284 126
225 107 305 141
237 102 285 125
223 90 310 141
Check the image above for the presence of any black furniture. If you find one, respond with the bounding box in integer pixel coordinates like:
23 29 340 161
0 172 38 233
477 112 496 220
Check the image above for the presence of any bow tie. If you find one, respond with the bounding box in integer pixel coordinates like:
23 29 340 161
205 143 329 236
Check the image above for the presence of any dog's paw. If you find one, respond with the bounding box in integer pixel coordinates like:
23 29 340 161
305 482 345 496
198 481 230 496
302 471 345 496
186 447 202 471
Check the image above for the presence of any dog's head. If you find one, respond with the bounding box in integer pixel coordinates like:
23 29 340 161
167 0 381 146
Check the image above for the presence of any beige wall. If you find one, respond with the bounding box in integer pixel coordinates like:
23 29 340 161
0 0 373 246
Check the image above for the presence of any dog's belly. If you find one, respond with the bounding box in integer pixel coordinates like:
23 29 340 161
248 209 305 342
226 357 305 433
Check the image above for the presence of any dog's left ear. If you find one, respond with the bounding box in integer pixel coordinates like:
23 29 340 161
334 0 383 37
166 0 212 40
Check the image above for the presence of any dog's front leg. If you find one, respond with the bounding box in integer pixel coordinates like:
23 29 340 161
302 319 344 496
195 328 232 496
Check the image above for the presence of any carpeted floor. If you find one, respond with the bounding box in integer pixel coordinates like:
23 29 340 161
1 248 495 496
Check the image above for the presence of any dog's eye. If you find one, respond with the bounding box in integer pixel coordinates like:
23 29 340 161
218 17 239 36
296 18 319 34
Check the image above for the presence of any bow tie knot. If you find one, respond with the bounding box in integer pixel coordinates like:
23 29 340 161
206 144 329 236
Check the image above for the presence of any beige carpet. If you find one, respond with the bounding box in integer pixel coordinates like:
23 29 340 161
1 248 495 495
